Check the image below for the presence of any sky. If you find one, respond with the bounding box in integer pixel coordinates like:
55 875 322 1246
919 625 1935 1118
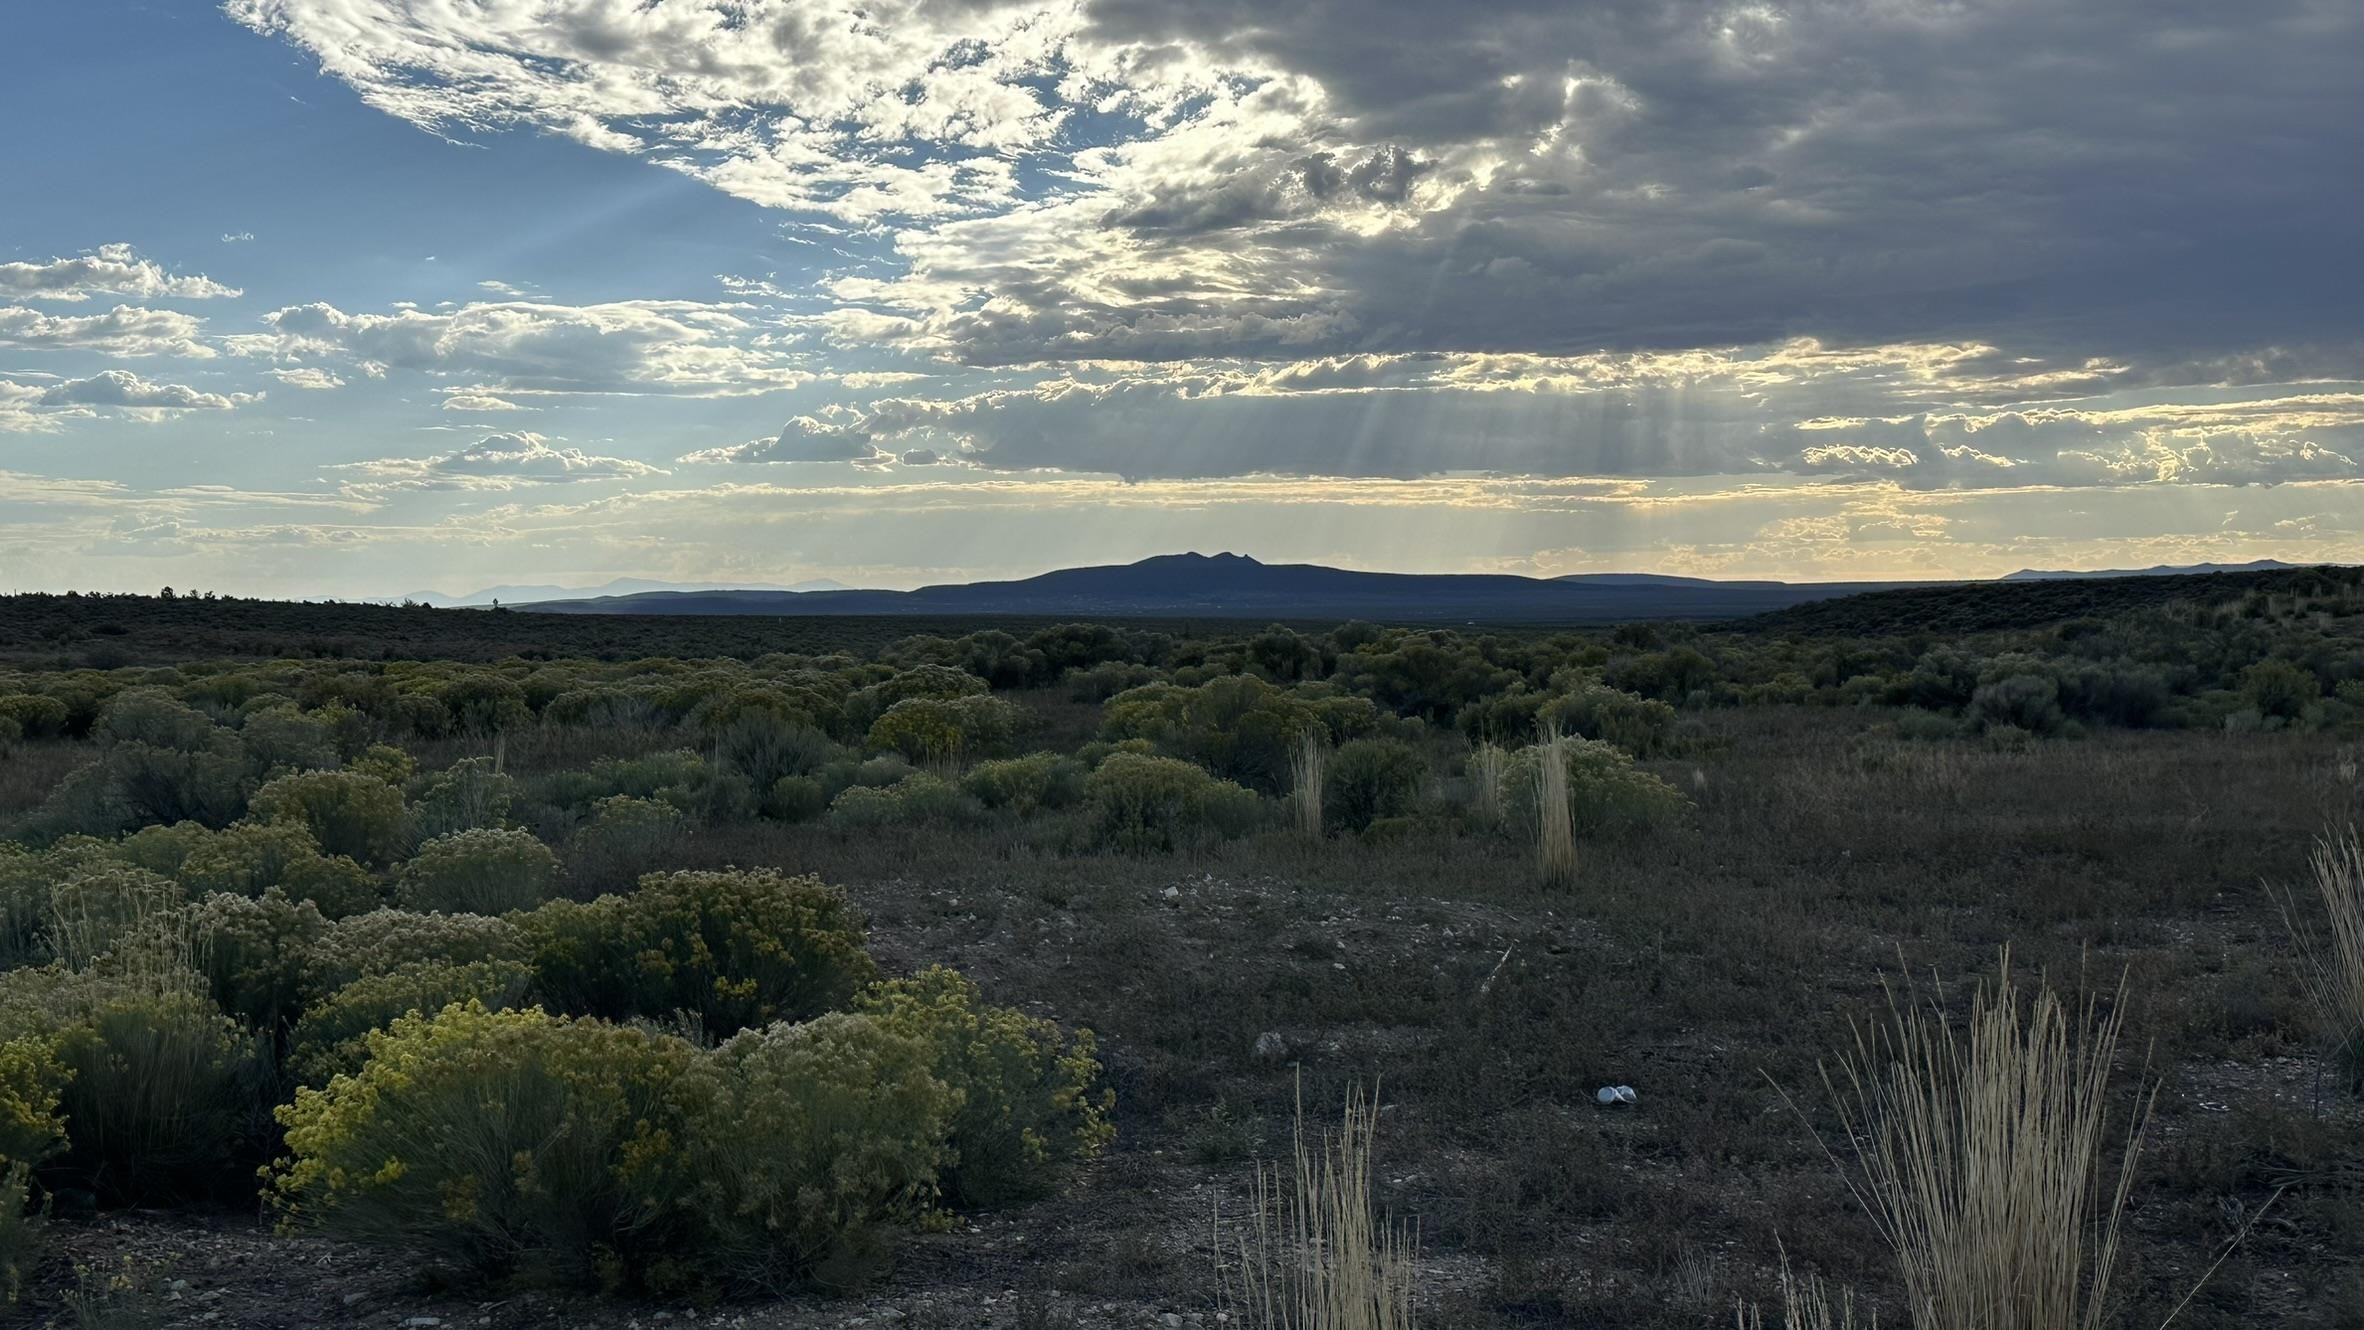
1 0 2358 597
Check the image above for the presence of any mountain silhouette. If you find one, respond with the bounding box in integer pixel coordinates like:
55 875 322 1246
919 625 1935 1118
518 552 1906 621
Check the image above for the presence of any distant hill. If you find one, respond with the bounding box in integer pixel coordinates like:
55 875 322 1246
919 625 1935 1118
1740 563 2360 636
2001 559 2300 581
519 553 1904 623
394 576 851 608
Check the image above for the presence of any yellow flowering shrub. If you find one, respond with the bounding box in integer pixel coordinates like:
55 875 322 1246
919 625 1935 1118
857 967 1113 1207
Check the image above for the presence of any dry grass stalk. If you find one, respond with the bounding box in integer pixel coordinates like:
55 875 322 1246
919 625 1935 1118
1291 733 1328 839
1226 1082 1417 1330
1735 1247 1870 1330
2276 826 2364 1089
1793 952 2149 1330
1469 742 1507 828
1534 726 1577 889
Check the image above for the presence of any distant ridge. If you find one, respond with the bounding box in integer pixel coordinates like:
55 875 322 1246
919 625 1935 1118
519 552 1906 622
1742 562 2359 636
2000 559 2300 581
394 576 852 608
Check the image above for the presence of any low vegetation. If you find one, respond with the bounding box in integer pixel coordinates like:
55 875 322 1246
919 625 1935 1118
0 570 2357 1323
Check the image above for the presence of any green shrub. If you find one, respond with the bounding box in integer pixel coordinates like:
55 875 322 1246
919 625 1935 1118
0 849 51 968
0 1039 64 1309
437 673 532 735
0 693 70 739
54 735 250 832
764 775 830 823
853 753 918 787
1323 737 1429 833
710 709 840 790
1099 675 1334 791
180 890 327 1033
1499 737 1689 840
288 960 536 1086
846 665 987 731
2243 657 2321 721
52 990 262 1202
1084 753 1265 853
238 705 341 779
250 770 407 867
348 743 417 788
398 829 560 915
857 967 1112 1207
694 1013 955 1287
176 821 377 918
307 909 528 995
270 1003 708 1290
0 1037 68 1174
521 869 877 1036
826 774 986 830
1967 673 2065 737
546 751 707 809
94 687 219 752
112 821 212 878
865 695 1024 765
566 795 689 893
962 753 1088 816
409 757 518 843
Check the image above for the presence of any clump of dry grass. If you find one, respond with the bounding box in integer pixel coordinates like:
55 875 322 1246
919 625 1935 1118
1224 1082 1416 1330
1291 733 1328 840
1468 742 1507 829
2277 826 2364 1091
1785 952 2149 1330
1534 726 1577 889
1735 1249 1869 1330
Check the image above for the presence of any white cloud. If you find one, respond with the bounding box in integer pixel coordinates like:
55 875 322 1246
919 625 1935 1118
249 298 813 397
0 244 240 302
335 431 667 493
0 304 214 357
439 387 533 412
33 370 259 413
266 366 346 390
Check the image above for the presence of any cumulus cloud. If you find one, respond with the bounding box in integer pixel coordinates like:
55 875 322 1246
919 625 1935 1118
34 370 259 413
0 243 240 302
679 407 885 465
266 366 346 390
0 304 214 357
246 298 812 397
336 432 667 492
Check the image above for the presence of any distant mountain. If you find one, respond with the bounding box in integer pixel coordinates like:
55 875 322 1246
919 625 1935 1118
2001 559 2299 581
395 576 851 608
519 552 1905 623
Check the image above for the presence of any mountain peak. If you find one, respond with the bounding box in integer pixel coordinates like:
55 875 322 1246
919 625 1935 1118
1141 550 1261 567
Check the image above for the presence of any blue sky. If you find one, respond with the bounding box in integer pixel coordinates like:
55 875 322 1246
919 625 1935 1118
2 0 2357 596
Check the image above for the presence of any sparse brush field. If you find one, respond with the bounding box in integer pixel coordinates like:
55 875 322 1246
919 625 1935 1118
0 577 2361 1329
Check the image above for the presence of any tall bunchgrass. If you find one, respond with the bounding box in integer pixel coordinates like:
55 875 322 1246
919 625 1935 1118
1291 734 1328 840
1787 953 2148 1330
1225 1082 1416 1330
1534 726 1577 889
2276 826 2364 1091
1468 741 1507 828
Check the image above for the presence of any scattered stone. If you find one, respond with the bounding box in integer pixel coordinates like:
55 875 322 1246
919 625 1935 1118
1252 1030 1287 1060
